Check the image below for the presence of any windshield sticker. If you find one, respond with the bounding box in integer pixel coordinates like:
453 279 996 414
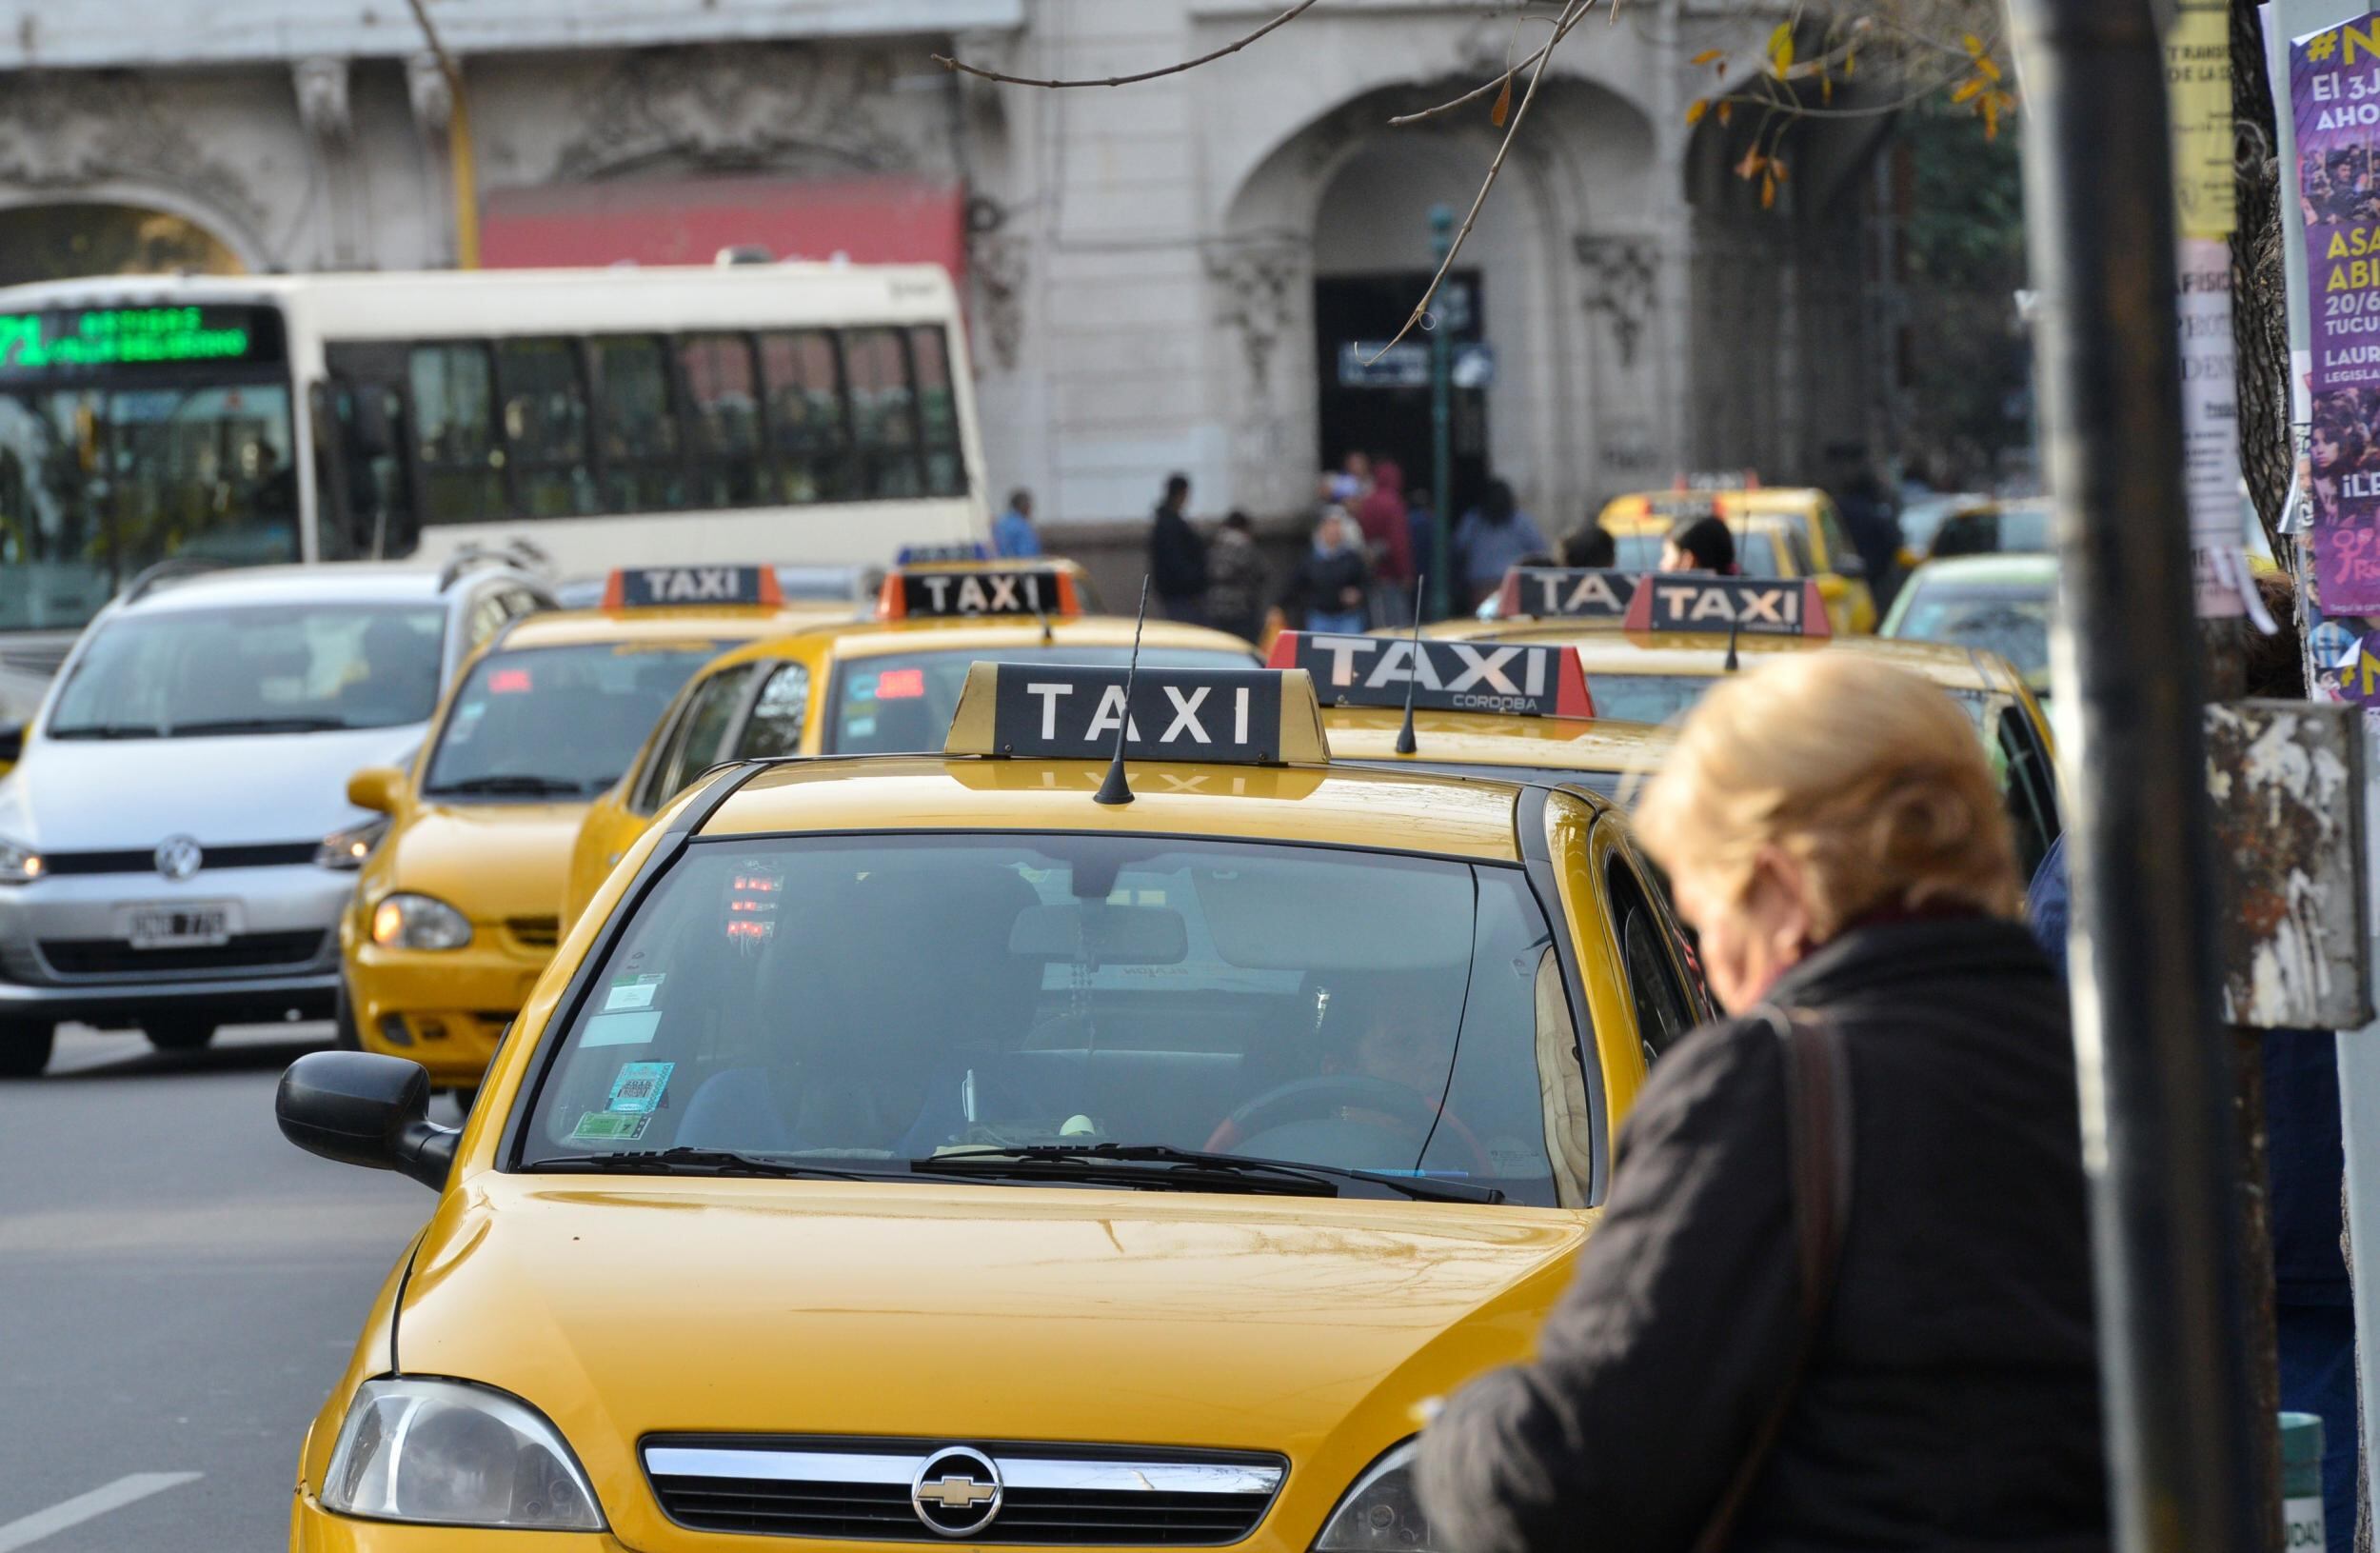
583 1009 663 1048
569 1109 650 1144
606 1060 674 1114
604 973 665 1012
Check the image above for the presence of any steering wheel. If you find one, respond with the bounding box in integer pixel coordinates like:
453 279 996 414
1205 1074 1494 1182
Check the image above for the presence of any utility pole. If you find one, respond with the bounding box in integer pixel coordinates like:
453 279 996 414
405 0 480 269
2006 2 2260 1549
1428 204 1455 623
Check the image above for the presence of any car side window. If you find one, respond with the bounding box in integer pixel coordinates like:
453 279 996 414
1816 503 1859 574
1995 706 2061 880
464 590 509 647
737 662 812 760
1608 857 1696 1065
641 665 762 814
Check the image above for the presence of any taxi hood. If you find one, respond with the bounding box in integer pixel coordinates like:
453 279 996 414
395 1174 1581 1484
387 802 588 923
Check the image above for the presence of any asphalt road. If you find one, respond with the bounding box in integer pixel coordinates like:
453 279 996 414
0 1023 455 1551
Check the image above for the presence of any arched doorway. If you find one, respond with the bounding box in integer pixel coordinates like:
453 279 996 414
0 201 247 287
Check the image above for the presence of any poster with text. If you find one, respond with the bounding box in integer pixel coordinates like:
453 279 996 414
2294 15 2380 610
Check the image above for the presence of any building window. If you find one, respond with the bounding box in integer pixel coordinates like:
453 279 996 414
908 326 967 498
843 327 922 500
590 335 684 513
678 333 764 509
407 344 505 525
496 338 596 519
760 330 850 505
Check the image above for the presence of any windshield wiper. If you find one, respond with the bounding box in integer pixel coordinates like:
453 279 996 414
423 773 588 797
526 1146 892 1181
167 716 349 736
922 1144 1502 1204
46 723 164 740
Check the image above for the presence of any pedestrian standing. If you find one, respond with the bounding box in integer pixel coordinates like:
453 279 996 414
1147 472 1208 624
1452 479 1548 609
1355 458 1415 623
1277 509 1371 633
993 488 1041 559
1557 518 1616 569
1406 485 1441 615
1204 510 1269 646
1661 513 1737 574
1418 652 2107 1553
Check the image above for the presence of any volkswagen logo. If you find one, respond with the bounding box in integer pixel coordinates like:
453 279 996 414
153 835 203 883
911 1446 1002 1538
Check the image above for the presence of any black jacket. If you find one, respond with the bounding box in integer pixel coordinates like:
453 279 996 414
1277 547 1371 625
1417 916 2107 1553
1150 504 1208 602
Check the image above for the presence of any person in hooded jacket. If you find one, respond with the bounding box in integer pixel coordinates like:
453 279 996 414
1417 651 2106 1553
1277 508 1372 633
1355 458 1416 621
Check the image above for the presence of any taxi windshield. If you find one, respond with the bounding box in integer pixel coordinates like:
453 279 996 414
1894 587 2053 678
828 646 1258 754
49 602 445 738
424 641 723 799
521 834 1580 1206
1587 670 1995 727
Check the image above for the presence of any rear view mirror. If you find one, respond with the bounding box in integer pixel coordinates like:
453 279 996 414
276 1050 458 1189
1009 904 1188 966
347 765 404 814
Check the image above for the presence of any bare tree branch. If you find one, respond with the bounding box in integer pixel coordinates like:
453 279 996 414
932 0 1324 90
1386 2 1597 128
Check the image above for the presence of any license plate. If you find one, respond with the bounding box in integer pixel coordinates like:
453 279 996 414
121 904 236 949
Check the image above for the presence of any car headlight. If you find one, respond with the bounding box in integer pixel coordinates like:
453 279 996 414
1315 1441 1440 1553
320 1377 603 1530
370 892 472 950
0 835 41 885
315 816 389 870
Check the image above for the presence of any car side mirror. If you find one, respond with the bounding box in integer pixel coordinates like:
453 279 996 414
347 765 404 814
276 1050 458 1190
0 720 25 766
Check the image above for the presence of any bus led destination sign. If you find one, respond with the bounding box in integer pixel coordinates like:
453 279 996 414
0 306 282 375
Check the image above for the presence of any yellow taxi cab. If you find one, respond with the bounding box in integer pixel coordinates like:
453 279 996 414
565 561 1258 924
1267 629 1672 801
1595 486 1879 633
1440 569 2063 878
273 659 1711 1553
340 566 839 1093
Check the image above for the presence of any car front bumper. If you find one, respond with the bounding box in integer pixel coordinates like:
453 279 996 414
291 1493 635 1552
348 931 554 1084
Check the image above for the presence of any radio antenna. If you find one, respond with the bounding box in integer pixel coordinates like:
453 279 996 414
1724 609 1742 674
1395 574 1426 756
1094 577 1148 806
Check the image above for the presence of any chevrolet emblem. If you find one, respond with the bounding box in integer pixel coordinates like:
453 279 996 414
911 1446 1004 1537
919 1475 999 1509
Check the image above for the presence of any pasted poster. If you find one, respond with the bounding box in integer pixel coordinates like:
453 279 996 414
2294 14 2380 611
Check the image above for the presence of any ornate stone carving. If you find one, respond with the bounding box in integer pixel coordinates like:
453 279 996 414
1574 232 1658 368
292 57 352 145
965 198 1027 373
406 53 454 136
1204 236 1307 396
552 45 917 182
0 70 267 243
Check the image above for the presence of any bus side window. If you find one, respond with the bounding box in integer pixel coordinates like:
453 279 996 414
589 336 684 514
678 334 764 509
322 348 420 560
760 330 850 505
908 326 968 498
407 344 506 525
494 338 596 520
843 328 922 500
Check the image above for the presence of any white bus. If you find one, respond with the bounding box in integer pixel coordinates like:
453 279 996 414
0 262 988 660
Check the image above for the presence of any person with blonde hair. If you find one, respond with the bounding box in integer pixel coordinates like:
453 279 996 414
1417 653 2106 1553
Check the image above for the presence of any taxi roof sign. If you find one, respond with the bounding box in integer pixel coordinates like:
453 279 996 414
896 541 992 565
947 663 1329 766
1497 567 1639 622
604 565 782 609
1267 632 1595 720
879 565 1082 621
1621 574 1831 637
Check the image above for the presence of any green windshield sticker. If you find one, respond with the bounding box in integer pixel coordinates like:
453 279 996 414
606 1060 673 1114
605 973 664 1012
569 1109 650 1144
583 1009 662 1049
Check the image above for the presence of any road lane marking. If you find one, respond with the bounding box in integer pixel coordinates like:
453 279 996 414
0 1473 202 1552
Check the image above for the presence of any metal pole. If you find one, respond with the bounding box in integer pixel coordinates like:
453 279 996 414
2006 2 2259 1549
405 0 480 269
1429 204 1455 622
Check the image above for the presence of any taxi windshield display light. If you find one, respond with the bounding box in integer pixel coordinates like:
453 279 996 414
874 667 927 700
602 565 783 610
488 667 534 694
1267 632 1595 720
1620 574 1831 638
896 541 992 564
878 566 1080 621
1497 567 1640 622
945 662 1331 766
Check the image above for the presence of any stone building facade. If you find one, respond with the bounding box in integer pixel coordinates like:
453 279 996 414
0 0 1898 535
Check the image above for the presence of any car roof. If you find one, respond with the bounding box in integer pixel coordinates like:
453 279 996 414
120 563 472 613
1321 708 1675 771
701 615 1260 670
1901 553 2059 590
497 606 823 650
1438 620 2025 694
694 753 1540 862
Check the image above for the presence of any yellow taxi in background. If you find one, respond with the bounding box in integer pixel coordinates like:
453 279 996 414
1595 486 1879 633
565 560 1256 924
1268 629 1672 801
275 660 1710 1553
340 566 833 1094
1441 568 2062 878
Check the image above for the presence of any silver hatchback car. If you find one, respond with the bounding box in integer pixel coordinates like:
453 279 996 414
0 557 552 1076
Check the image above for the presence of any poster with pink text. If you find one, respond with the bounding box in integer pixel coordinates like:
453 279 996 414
2295 14 2380 610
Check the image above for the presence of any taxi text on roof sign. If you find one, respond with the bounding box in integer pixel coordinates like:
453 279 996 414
1266 632 1596 719
1497 567 1640 622
882 566 1080 620
1621 575 1831 637
947 663 1331 765
604 566 783 609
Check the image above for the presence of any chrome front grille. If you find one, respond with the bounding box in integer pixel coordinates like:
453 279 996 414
643 1439 1285 1544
